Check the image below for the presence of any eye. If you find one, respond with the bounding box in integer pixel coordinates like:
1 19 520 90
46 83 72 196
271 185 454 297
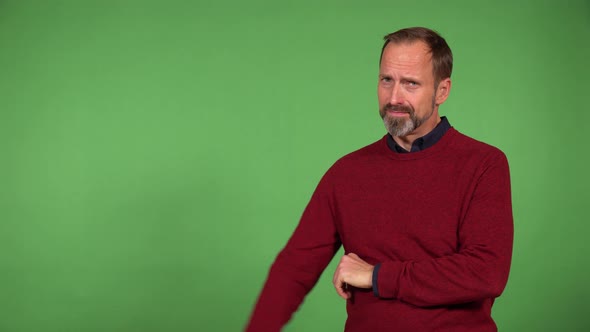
380 77 392 84
407 81 417 86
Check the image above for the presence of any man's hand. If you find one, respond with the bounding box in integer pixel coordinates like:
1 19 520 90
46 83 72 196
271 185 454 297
333 253 374 300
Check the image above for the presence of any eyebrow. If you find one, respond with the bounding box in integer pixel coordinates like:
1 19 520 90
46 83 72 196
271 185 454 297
379 74 422 82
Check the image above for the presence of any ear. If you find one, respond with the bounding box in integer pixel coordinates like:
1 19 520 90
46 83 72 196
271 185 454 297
435 78 452 105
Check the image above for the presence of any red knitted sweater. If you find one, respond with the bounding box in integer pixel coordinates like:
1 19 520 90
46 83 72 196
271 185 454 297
246 128 513 332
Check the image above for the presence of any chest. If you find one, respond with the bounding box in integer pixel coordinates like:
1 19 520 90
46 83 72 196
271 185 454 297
332 163 472 262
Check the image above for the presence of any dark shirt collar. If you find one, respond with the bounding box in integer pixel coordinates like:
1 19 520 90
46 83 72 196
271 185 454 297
386 116 451 153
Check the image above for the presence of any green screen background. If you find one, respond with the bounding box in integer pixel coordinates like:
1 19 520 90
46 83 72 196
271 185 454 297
1 0 588 331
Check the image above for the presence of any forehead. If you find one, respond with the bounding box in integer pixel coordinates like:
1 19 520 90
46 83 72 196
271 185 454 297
380 41 433 77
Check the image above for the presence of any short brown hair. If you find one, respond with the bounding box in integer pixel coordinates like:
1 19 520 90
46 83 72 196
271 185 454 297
380 27 453 85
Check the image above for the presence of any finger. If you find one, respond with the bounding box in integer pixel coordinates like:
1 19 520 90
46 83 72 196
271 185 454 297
333 270 345 299
336 281 349 299
332 264 341 286
344 282 351 299
334 275 350 300
333 256 346 285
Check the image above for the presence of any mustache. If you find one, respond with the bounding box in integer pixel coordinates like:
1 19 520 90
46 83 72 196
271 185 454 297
382 103 413 114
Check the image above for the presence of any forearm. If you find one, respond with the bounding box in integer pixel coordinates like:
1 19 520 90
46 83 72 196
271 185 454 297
246 253 318 331
246 171 341 331
373 242 512 306
374 152 513 307
246 242 340 331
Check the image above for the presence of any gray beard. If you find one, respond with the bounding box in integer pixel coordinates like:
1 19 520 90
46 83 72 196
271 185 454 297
382 111 422 137
380 96 436 137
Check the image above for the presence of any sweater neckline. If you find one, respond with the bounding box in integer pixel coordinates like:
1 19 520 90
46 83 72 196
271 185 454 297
379 127 458 161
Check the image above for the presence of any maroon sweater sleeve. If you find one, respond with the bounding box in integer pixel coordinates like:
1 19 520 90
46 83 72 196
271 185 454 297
375 151 513 307
245 172 341 331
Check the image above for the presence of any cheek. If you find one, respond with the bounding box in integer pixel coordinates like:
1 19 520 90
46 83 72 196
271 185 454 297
411 94 430 107
377 88 389 104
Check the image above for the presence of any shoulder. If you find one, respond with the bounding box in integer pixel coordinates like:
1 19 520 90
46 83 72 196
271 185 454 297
333 136 387 167
317 136 387 182
447 128 510 171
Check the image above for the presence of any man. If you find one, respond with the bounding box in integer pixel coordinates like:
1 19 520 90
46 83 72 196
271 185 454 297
246 27 513 332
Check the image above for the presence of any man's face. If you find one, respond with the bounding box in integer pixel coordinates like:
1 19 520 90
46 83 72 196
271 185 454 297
378 41 445 138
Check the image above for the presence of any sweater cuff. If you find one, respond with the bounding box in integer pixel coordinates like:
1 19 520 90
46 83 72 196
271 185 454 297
374 261 402 299
372 263 381 297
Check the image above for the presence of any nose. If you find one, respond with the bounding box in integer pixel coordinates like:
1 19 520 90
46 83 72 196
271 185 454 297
389 84 404 105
